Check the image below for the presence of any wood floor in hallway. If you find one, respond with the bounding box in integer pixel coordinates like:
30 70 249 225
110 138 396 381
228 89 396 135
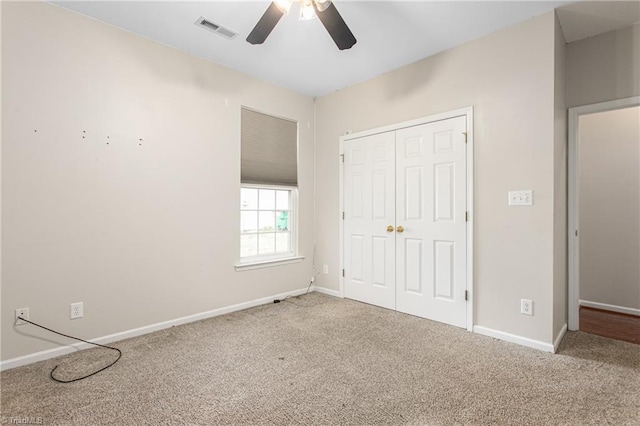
580 306 640 345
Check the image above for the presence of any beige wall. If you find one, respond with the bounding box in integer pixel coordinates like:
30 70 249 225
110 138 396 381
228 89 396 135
567 23 640 108
1 2 315 361
578 106 640 310
553 13 568 341
315 12 560 343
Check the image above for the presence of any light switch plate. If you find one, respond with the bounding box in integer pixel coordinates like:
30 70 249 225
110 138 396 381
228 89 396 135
508 190 533 206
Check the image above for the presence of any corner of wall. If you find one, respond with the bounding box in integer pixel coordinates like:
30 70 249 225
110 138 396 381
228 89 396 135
0 0 4 366
552 10 568 341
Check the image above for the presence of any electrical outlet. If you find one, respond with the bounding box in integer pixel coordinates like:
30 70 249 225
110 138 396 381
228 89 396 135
70 302 83 320
521 299 533 316
323 265 329 274
15 308 29 326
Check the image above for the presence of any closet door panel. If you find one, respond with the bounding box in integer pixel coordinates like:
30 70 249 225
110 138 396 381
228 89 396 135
343 131 396 309
395 116 467 328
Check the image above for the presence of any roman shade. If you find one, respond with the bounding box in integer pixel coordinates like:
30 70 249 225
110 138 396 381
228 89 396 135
241 108 298 186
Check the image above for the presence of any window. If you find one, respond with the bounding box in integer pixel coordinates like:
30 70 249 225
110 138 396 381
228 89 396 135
238 107 300 267
240 186 295 260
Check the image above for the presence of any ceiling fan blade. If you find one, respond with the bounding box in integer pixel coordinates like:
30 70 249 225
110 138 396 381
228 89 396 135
246 2 285 45
314 2 356 50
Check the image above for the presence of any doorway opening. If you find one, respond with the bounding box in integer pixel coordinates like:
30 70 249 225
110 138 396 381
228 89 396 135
568 96 640 344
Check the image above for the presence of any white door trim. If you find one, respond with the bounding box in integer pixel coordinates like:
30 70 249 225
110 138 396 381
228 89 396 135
338 106 474 331
567 96 640 331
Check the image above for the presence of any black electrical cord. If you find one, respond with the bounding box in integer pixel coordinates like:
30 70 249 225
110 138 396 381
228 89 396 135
274 274 319 304
16 316 122 383
273 243 321 304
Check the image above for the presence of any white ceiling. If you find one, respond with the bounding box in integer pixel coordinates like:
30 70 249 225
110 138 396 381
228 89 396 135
51 1 640 97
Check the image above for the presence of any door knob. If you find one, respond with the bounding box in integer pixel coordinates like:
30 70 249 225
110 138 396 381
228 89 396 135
387 225 394 232
396 226 404 233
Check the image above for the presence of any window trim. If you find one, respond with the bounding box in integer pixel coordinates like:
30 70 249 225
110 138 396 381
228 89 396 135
234 255 305 272
237 184 299 269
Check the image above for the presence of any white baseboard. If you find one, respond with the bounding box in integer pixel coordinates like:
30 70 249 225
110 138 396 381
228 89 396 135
553 323 568 353
1 286 313 371
311 285 341 298
473 326 555 353
579 300 640 317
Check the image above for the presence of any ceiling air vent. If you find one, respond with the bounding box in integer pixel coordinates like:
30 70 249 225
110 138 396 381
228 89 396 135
195 16 238 40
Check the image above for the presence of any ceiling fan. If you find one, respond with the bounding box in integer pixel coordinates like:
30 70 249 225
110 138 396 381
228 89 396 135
246 0 357 50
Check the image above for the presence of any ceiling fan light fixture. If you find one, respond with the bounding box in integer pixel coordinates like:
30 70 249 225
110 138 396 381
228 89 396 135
274 0 293 14
247 0 356 50
299 0 317 20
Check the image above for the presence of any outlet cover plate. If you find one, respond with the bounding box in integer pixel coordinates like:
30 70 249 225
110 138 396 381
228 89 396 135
15 308 29 326
521 299 533 316
70 302 83 319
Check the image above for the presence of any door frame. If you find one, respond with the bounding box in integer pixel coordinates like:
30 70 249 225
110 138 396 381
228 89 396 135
567 96 640 331
338 106 474 331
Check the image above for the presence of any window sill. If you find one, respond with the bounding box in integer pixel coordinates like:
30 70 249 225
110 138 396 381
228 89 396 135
234 256 305 272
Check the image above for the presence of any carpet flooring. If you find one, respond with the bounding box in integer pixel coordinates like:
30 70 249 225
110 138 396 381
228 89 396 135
1 292 639 425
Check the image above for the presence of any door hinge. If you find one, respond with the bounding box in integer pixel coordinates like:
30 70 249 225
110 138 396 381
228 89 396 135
342 211 345 220
340 154 344 163
465 211 468 222
342 269 345 277
463 132 468 143
465 290 469 301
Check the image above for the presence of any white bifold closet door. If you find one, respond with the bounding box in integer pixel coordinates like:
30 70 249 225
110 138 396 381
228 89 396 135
344 116 467 328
